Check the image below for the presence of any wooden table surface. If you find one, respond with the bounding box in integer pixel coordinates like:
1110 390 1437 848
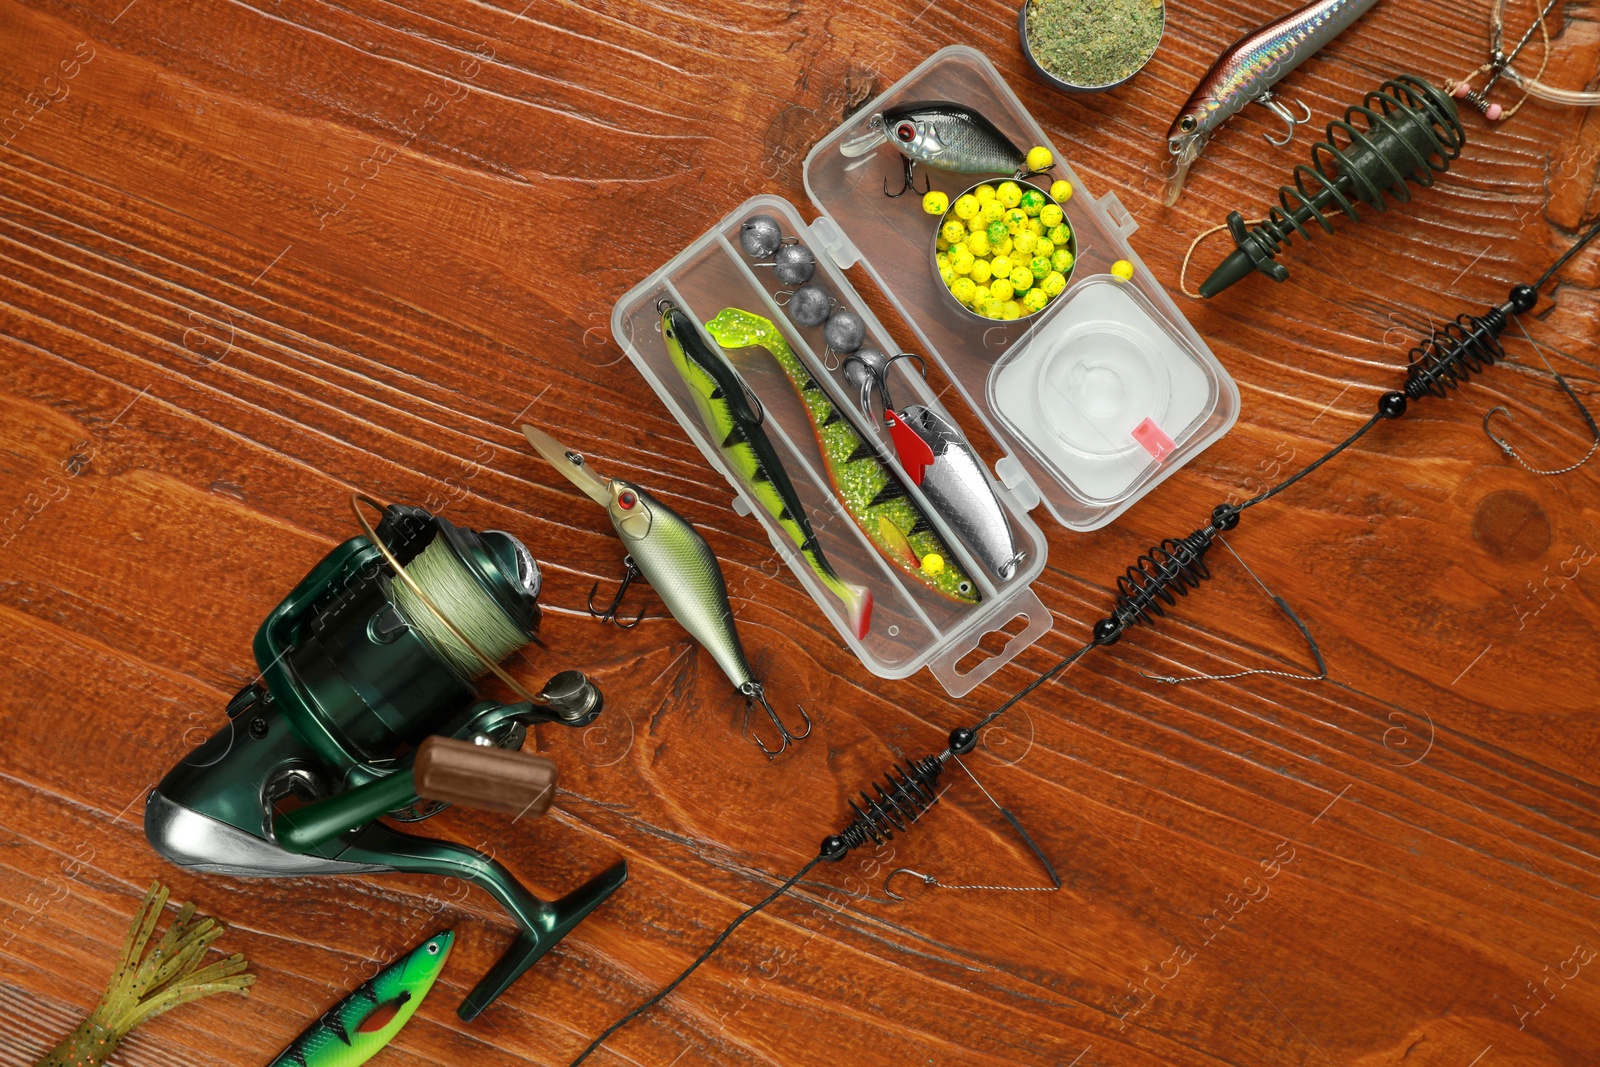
2 0 1598 1064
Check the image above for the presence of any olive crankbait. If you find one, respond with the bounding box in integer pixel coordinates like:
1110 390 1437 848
705 308 980 605
1165 0 1384 205
522 422 813 757
840 100 1049 197
660 301 873 639
266 932 452 1067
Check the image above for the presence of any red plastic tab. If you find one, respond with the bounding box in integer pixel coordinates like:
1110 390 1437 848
1132 417 1176 461
887 409 936 484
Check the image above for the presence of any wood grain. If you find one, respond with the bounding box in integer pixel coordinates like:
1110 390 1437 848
1 0 1597 1064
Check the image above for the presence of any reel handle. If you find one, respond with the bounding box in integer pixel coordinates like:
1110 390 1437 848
414 736 557 819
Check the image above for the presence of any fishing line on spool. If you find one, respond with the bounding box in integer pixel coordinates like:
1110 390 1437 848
392 536 528 679
565 213 1600 1067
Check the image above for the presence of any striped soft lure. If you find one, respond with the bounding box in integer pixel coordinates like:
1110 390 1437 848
705 308 980 605
266 932 452 1067
661 302 874 638
1165 0 1383 205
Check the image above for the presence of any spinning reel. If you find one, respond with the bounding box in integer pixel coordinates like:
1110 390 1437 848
145 494 626 1021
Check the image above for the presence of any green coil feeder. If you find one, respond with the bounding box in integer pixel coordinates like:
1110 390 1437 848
1200 75 1466 298
145 494 627 1022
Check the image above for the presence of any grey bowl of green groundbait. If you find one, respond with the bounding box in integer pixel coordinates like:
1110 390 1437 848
1018 0 1165 94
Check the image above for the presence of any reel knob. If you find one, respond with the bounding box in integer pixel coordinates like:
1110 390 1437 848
539 670 603 726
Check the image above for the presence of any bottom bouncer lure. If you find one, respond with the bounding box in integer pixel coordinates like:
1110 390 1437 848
705 308 981 604
267 931 452 1067
523 423 812 757
660 300 873 639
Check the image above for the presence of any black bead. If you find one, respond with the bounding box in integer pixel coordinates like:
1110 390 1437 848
248 716 270 740
1378 391 1408 419
1093 617 1121 644
1508 283 1538 314
1211 504 1240 531
948 727 977 755
819 835 848 862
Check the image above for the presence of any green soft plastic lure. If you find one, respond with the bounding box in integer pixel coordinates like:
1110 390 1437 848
660 301 873 638
266 931 453 1067
705 308 979 605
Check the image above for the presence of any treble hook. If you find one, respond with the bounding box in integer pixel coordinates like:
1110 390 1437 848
884 157 930 199
738 681 812 759
884 868 938 900
1256 92 1313 147
587 556 646 628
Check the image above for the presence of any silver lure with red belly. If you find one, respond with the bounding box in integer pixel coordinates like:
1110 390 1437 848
1164 0 1383 205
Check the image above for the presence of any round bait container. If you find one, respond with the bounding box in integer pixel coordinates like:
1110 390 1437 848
1017 0 1165 95
931 178 1076 324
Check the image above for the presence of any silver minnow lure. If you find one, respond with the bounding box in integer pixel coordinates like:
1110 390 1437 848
522 423 811 757
1165 0 1384 206
841 101 1034 196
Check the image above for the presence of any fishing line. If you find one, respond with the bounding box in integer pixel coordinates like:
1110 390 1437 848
392 536 528 680
565 210 1600 1067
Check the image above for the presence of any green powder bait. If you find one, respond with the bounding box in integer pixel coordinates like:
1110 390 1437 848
1025 0 1165 88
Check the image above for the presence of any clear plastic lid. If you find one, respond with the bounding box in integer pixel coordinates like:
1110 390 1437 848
803 46 1238 530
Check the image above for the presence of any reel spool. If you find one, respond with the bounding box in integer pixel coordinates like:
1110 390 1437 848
145 493 625 1022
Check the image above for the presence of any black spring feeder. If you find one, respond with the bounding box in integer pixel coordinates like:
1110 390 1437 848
1200 74 1467 298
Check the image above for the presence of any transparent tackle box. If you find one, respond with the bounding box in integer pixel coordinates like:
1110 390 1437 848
612 47 1237 696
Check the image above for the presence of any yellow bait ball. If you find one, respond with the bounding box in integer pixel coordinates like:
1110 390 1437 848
994 237 1013 258
921 553 946 575
989 255 1013 280
953 194 980 220
941 219 967 244
1021 287 1049 313
982 299 1006 319
1003 207 1029 233
1041 270 1067 297
1026 146 1054 172
950 277 977 304
939 263 955 286
972 285 991 307
989 277 1014 303
1001 300 1022 320
997 181 1023 208
1034 237 1054 259
969 258 992 284
986 219 1008 244
1019 189 1046 217
1029 255 1051 280
1024 217 1043 235
1112 259 1135 281
1050 179 1074 203
1012 230 1037 255
1039 203 1064 228
1051 249 1075 273
936 237 951 253
950 247 975 274
1009 267 1034 291
974 184 997 203
1047 223 1071 245
979 199 1005 225
966 231 990 257
922 190 949 215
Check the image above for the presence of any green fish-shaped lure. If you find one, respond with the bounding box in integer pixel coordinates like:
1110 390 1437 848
705 308 979 605
660 302 873 638
266 931 452 1067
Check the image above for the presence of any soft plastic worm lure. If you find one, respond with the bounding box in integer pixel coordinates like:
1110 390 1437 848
660 301 873 638
705 308 980 605
1165 0 1384 205
267 932 452 1067
32 882 252 1067
565 217 1600 1067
